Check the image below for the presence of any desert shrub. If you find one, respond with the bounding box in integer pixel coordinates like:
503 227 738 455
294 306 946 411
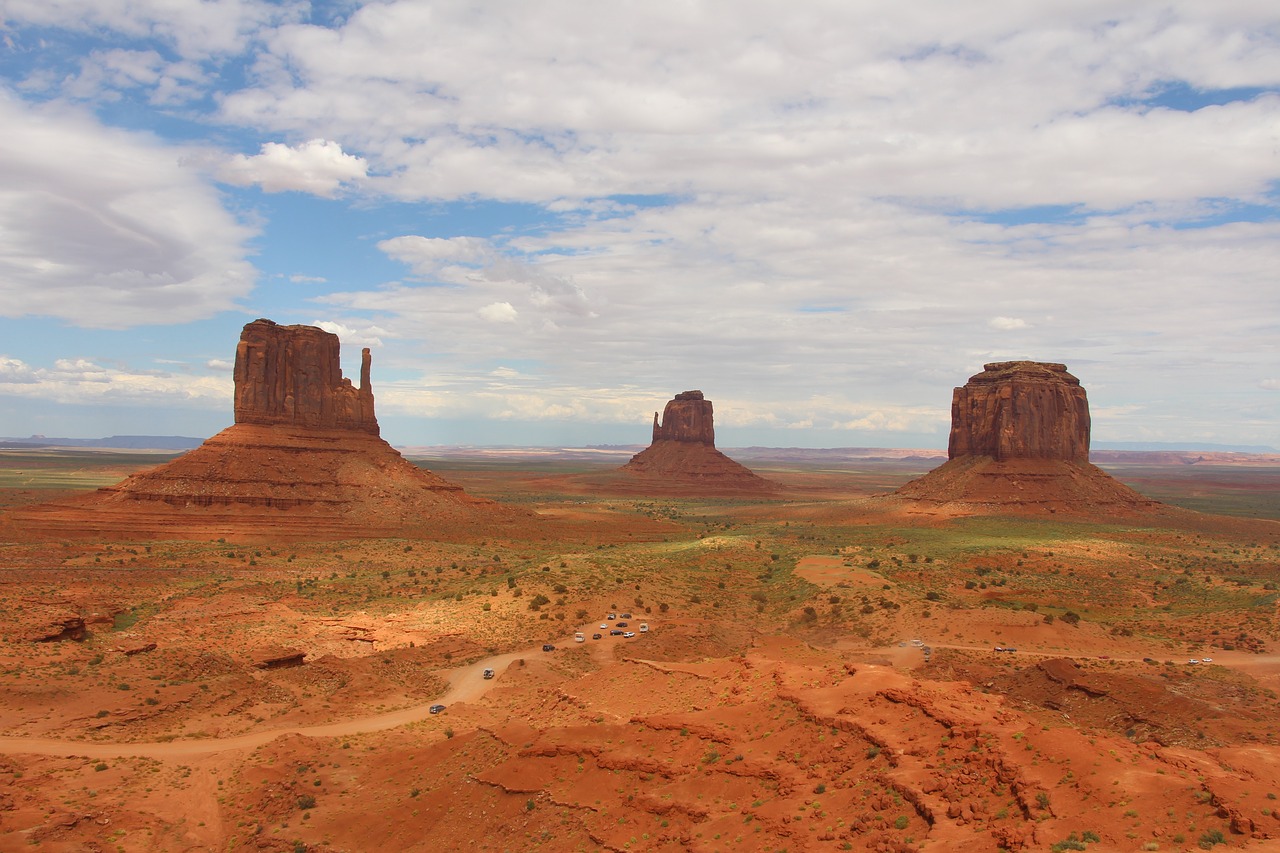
296 794 316 810
925 591 942 601
1198 829 1225 849
1061 611 1081 625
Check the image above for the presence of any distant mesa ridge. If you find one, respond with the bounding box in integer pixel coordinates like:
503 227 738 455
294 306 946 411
892 360 1160 515
5 318 523 541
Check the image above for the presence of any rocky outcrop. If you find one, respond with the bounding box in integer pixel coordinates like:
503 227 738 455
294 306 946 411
234 319 377 433
7 319 531 541
889 361 1159 517
651 391 715 444
619 391 777 494
948 362 1089 462
29 615 86 643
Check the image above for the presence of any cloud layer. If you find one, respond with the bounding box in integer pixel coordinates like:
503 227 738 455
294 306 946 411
1 1 1278 445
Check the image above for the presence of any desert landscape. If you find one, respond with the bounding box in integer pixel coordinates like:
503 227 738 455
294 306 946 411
0 329 1278 853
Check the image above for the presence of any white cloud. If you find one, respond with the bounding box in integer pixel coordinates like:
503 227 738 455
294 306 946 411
1260 379 1280 391
0 356 232 407
0 92 256 328
312 320 387 349
478 302 518 323
377 236 493 275
218 139 368 196
289 274 328 283
0 357 38 384
989 316 1029 330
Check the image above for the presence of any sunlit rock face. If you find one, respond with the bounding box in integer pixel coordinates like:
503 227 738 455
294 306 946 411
948 361 1090 462
889 360 1159 517
233 318 378 434
6 319 528 541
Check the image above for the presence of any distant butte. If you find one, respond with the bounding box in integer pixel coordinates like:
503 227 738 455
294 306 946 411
618 390 778 494
890 361 1159 516
6 319 528 541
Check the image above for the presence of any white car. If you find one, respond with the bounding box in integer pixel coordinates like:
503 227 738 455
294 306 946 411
1200 657 1213 663
623 631 635 638
1187 659 1200 665
600 624 608 630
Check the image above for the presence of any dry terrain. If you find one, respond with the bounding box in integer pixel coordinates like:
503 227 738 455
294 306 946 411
0 449 1277 852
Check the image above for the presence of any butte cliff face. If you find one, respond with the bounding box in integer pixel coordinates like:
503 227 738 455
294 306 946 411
619 390 776 494
8 319 527 541
948 361 1089 462
234 318 377 433
650 390 715 444
892 361 1157 516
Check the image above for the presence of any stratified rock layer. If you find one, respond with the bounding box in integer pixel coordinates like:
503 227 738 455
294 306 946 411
620 391 776 494
948 361 1089 461
891 361 1158 516
7 320 527 541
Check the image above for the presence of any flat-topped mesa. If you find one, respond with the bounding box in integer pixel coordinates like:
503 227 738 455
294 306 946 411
948 361 1089 462
651 390 715 445
233 319 377 434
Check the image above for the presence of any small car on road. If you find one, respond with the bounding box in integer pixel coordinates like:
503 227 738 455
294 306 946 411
542 644 556 652
429 704 446 714
482 668 495 679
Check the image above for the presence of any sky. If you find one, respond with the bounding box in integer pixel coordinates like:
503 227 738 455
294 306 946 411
1 1 1278 450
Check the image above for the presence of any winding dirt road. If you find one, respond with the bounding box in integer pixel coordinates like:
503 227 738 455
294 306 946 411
0 631 599 759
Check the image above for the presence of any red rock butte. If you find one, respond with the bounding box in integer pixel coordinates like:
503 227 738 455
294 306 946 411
5 319 527 541
892 361 1159 515
618 390 778 494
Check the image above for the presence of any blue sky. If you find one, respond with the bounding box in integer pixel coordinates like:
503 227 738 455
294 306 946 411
1 1 1278 449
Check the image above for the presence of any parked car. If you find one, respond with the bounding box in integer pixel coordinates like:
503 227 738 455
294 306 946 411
592 633 602 640
429 704 446 714
600 624 609 629
617 621 628 627
623 632 635 638
543 644 556 652
482 668 495 679
1201 657 1213 663
610 630 624 636
607 613 617 620
639 623 648 633
574 632 585 643
620 612 632 619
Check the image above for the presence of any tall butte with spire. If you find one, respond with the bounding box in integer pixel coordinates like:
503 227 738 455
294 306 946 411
8 319 526 541
890 361 1157 515
618 390 777 494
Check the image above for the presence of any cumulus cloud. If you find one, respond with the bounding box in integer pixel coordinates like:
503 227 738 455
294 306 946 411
377 236 494 275
312 320 387 348
0 355 232 406
218 139 368 196
0 92 256 328
478 302 518 323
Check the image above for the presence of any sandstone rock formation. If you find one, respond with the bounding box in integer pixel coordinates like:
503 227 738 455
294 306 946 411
948 361 1089 461
650 390 715 444
7 319 529 541
891 361 1158 516
618 391 777 494
234 319 377 433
